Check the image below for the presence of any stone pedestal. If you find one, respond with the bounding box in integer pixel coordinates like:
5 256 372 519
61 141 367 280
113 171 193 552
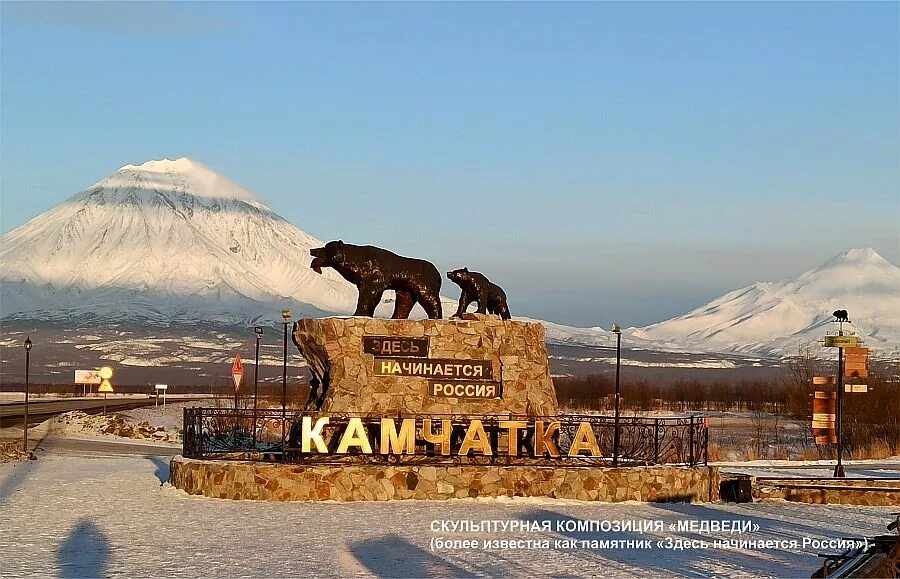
292 315 558 416
171 457 720 503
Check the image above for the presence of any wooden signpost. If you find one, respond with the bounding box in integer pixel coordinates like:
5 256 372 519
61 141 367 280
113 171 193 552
822 317 867 477
811 389 837 445
843 347 868 378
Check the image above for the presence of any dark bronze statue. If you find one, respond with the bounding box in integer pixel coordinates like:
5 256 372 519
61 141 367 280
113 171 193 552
447 268 511 320
310 240 443 319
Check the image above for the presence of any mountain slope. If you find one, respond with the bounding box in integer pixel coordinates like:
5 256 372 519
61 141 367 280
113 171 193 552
0 158 444 325
631 248 900 355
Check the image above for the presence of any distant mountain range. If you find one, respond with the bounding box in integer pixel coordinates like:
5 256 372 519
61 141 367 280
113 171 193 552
634 247 900 355
2 158 897 358
540 248 900 357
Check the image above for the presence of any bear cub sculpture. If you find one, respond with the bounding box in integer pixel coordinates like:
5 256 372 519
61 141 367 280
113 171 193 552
447 268 511 320
310 240 443 319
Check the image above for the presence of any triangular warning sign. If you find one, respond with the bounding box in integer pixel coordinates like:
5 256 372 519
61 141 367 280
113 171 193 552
232 355 244 392
98 379 114 393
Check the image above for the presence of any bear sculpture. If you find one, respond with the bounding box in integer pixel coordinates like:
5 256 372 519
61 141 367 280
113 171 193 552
447 267 511 320
310 240 443 319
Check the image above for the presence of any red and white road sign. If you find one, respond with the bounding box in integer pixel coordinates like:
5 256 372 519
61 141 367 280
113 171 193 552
232 355 244 392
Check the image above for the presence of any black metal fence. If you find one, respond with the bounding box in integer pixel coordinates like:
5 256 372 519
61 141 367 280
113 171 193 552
183 408 709 467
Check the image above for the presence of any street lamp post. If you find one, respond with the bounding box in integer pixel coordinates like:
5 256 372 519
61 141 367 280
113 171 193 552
253 326 263 449
281 310 292 453
611 324 622 467
23 337 32 453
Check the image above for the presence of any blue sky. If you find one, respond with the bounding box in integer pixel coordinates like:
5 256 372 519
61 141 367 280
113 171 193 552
2 1 898 326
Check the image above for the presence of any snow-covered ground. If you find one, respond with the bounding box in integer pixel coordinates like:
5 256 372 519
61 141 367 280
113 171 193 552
119 401 190 432
35 401 195 447
46 411 182 445
548 354 740 369
1 454 896 578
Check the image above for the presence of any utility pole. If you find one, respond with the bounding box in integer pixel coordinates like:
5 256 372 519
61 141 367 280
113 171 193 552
281 310 292 454
23 337 32 453
253 326 263 449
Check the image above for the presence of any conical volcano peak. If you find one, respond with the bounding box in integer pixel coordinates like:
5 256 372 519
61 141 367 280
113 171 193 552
94 157 259 202
119 157 200 173
825 247 890 267
0 156 362 323
638 245 899 355
788 246 898 295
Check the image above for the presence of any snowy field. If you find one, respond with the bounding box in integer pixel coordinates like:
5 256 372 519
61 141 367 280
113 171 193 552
1 453 896 578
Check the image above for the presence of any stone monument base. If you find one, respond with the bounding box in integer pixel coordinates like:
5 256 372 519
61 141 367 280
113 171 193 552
292 316 559 416
170 456 720 503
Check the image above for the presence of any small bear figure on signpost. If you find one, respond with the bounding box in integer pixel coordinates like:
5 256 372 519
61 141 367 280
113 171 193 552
447 268 511 320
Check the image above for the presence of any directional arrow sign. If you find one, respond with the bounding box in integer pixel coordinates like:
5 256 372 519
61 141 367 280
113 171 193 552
232 355 244 392
843 347 868 378
812 376 836 385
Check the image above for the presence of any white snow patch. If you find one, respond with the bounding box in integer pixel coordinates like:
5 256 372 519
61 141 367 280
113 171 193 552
549 355 738 369
1 455 896 577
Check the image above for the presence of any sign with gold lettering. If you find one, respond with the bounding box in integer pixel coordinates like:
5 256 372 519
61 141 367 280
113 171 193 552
430 381 502 399
290 416 604 458
824 335 860 348
373 357 493 380
185 409 709 466
363 336 429 357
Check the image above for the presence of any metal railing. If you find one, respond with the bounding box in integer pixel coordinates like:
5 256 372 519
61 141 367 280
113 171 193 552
182 408 709 467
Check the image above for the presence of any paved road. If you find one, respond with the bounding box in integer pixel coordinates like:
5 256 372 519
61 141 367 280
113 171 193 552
0 397 203 428
31 436 181 458
721 462 900 472
0 397 148 406
720 462 900 480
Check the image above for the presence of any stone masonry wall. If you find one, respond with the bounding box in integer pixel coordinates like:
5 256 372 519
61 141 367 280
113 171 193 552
753 479 900 507
293 316 559 416
170 456 719 503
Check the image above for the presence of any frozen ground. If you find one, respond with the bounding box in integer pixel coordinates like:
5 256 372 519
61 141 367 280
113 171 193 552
46 410 182 445
1 453 896 578
119 401 190 431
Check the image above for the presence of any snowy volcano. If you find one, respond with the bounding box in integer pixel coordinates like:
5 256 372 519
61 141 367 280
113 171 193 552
0 158 385 326
2 158 897 360
631 248 900 356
